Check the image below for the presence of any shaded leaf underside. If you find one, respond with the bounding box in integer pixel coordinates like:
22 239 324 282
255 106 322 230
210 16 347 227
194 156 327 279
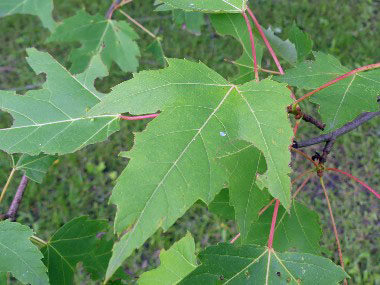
247 201 323 255
180 244 348 284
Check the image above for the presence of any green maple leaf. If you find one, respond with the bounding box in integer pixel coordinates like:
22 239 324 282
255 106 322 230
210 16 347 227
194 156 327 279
172 10 205 35
0 220 48 285
146 38 166 67
216 140 270 243
159 0 247 13
15 154 57 183
138 232 197 285
289 22 313 62
256 26 297 66
180 244 348 284
48 10 140 74
40 216 109 284
0 0 56 31
0 49 120 155
274 52 380 131
246 202 323 255
208 188 235 220
88 59 293 280
210 14 264 84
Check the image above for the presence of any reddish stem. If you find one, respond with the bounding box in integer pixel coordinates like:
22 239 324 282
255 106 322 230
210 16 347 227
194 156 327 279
119 114 159 121
246 6 297 101
232 170 313 244
295 62 380 105
267 199 280 248
292 173 313 199
293 119 302 136
290 147 318 167
327 168 380 199
259 169 314 216
320 177 346 283
246 7 284 75
230 233 240 244
242 12 259 82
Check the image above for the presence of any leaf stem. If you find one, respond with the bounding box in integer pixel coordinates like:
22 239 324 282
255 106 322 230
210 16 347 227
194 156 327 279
0 168 16 204
259 169 314 216
294 62 380 104
327 168 380 199
293 119 301 136
290 147 318 167
292 173 313 199
319 177 346 283
242 11 259 82
230 233 240 244
246 7 284 75
119 114 159 121
267 199 280 248
118 10 157 39
246 6 297 101
30 235 47 246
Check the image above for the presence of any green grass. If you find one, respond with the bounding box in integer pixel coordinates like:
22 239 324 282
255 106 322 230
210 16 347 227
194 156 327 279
0 0 379 284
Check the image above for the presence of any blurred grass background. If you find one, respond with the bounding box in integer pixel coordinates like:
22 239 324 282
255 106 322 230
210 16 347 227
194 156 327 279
0 0 379 283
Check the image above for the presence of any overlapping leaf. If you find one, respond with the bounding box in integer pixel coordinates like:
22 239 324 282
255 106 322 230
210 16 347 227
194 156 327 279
147 38 166 67
246 202 323 255
208 188 235 220
48 10 140 74
40 216 110 284
289 23 313 62
274 52 380 131
217 141 269 242
159 0 247 13
0 220 48 285
138 232 197 284
0 49 120 155
172 10 205 35
82 237 128 282
257 27 297 66
88 59 293 280
0 0 56 31
180 244 348 284
211 14 297 83
15 154 57 183
210 14 264 84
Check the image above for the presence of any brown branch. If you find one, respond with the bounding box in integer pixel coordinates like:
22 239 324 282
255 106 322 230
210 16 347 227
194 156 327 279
106 0 132 19
293 111 380 149
6 175 28 221
320 138 336 163
301 112 326 130
106 0 121 19
287 106 325 131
